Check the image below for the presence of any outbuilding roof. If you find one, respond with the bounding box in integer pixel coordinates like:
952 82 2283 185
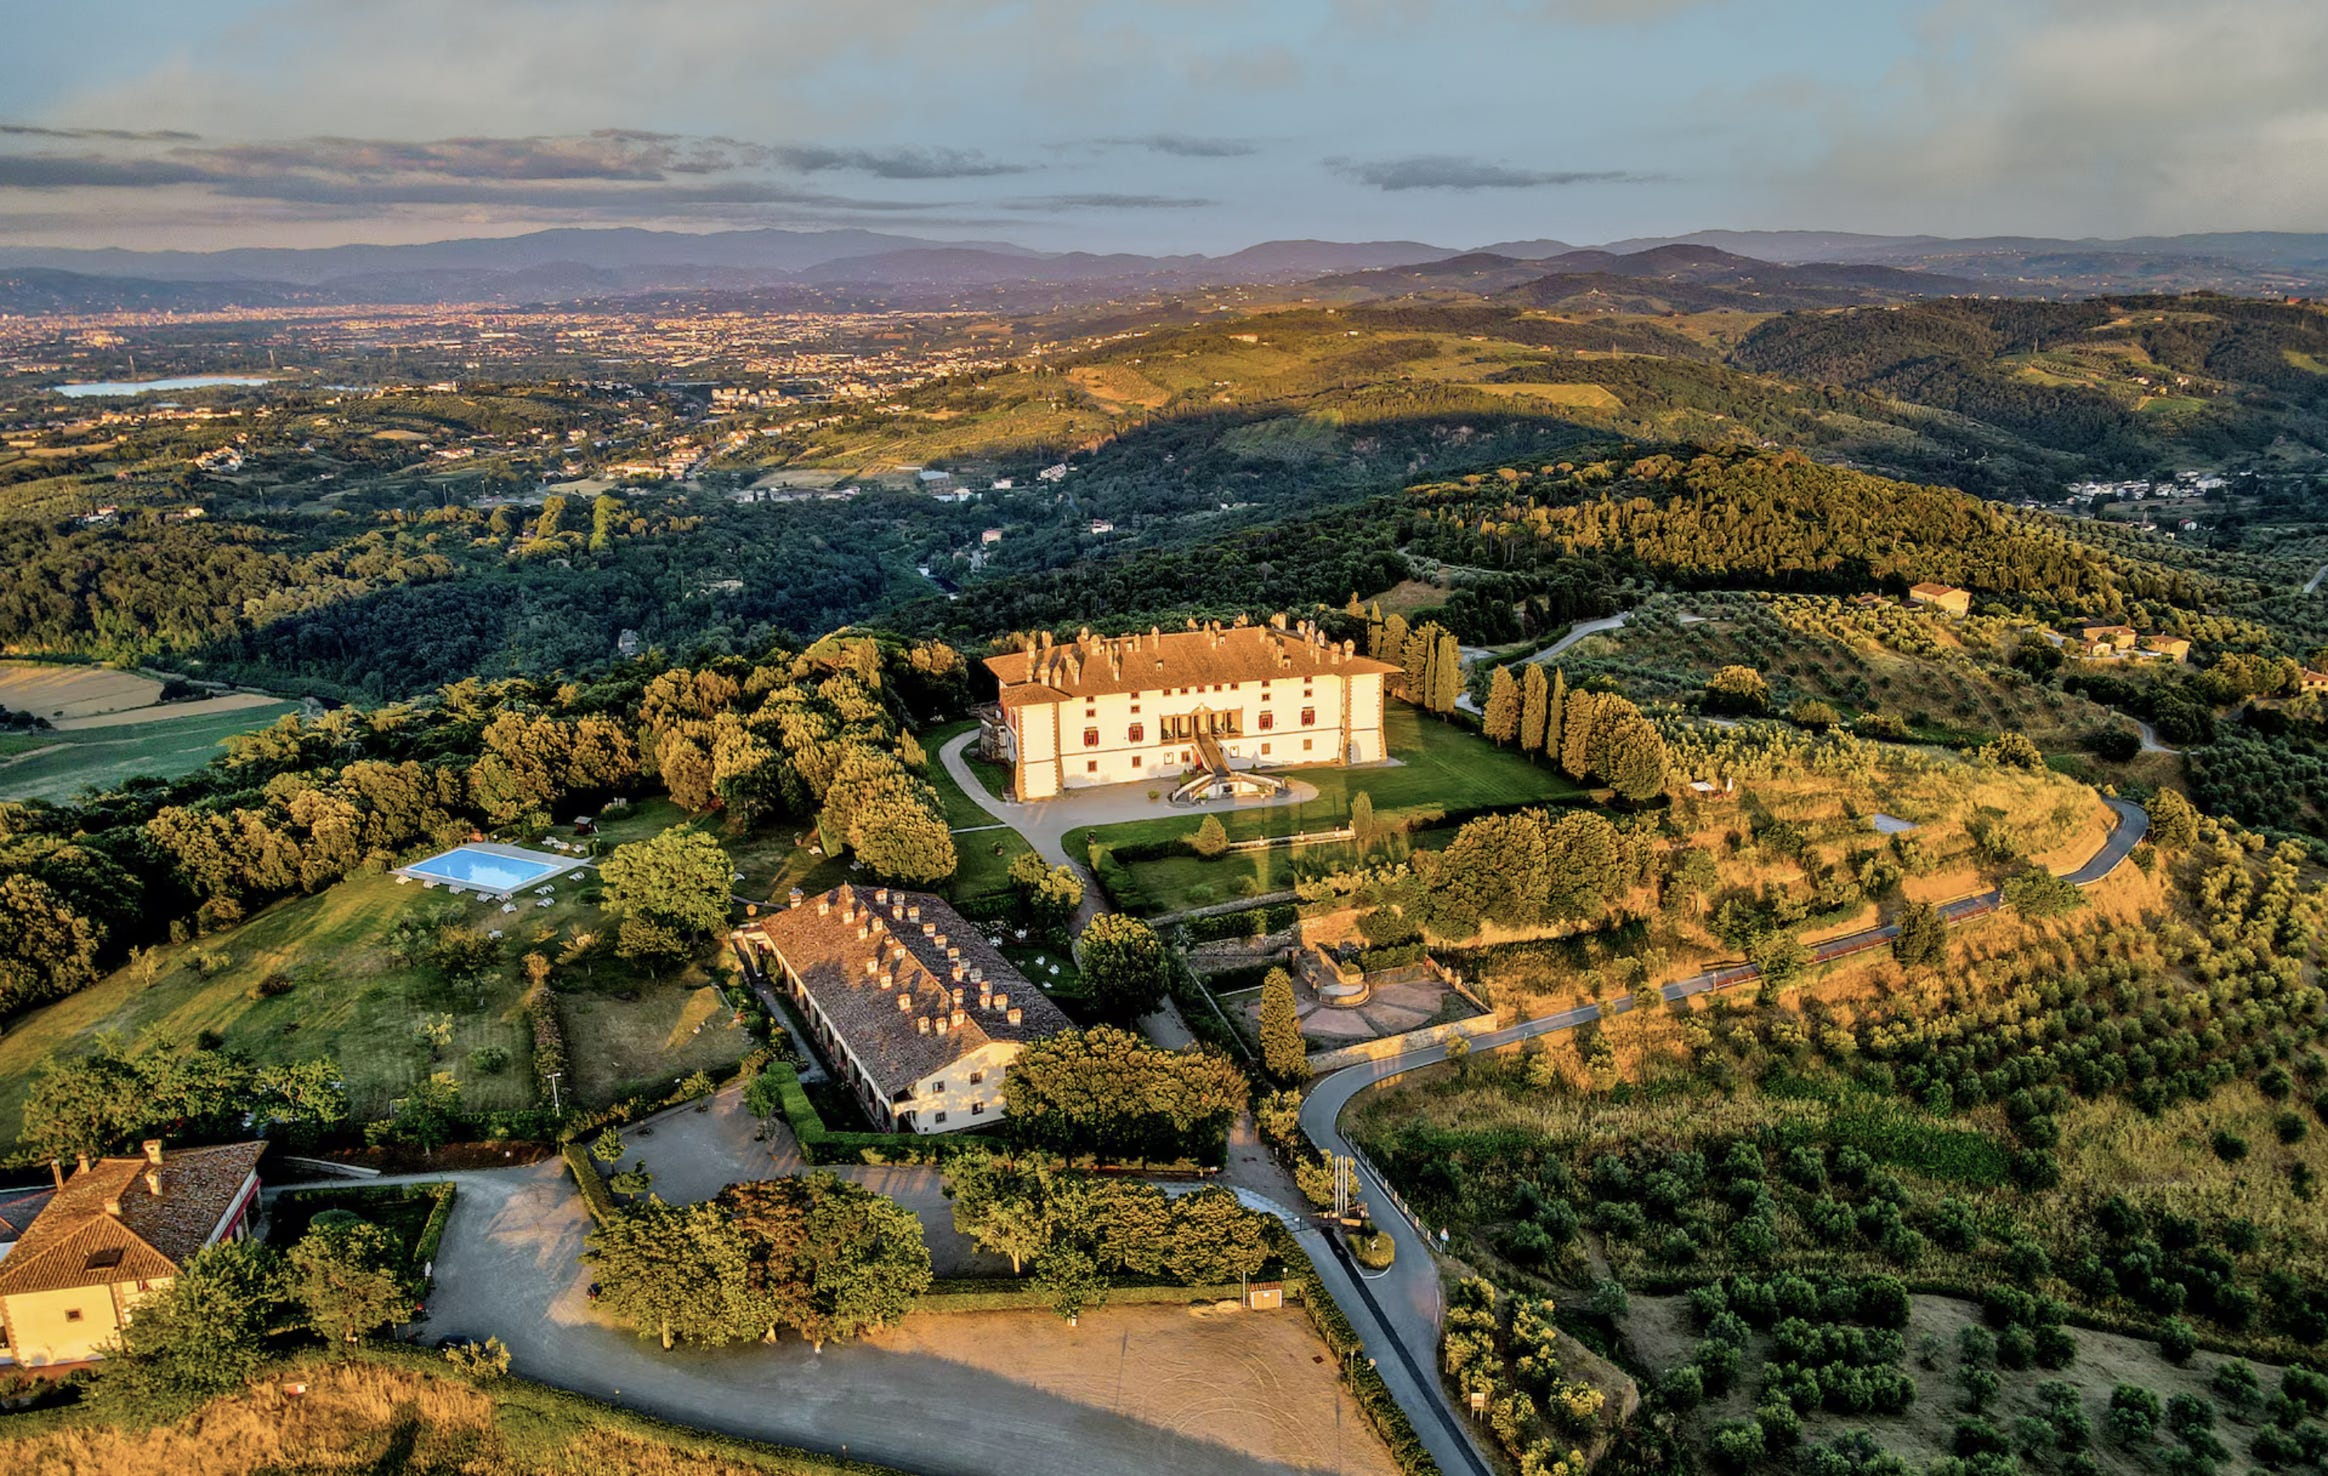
736 886 1072 1100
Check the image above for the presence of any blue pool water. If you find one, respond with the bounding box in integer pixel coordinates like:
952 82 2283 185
401 846 566 892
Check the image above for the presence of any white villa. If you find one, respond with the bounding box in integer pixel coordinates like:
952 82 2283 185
979 615 1397 801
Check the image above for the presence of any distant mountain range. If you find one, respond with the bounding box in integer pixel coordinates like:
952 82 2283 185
2 224 2325 313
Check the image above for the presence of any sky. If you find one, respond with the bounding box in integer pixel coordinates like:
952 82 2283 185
2 0 2324 254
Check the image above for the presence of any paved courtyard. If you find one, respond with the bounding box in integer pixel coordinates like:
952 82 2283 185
1228 960 1478 1047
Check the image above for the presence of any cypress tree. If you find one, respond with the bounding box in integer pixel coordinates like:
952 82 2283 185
1258 967 1308 1082
1548 667 1567 754
1431 631 1463 715
1483 667 1522 745
1520 664 1549 756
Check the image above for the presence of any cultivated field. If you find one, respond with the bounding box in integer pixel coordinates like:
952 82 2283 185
867 1303 1402 1476
0 698 301 802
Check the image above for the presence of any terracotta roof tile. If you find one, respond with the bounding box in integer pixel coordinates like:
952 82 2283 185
736 886 1071 1099
985 620 1396 704
0 1141 264 1298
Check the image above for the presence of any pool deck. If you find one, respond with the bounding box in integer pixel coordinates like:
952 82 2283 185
392 840 591 892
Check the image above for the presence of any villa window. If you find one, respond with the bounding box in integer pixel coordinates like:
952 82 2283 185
1132 755 1143 768
1261 742 1272 755
970 1071 985 1084
1084 727 1100 747
972 1101 986 1115
1087 760 1099 773
934 1111 948 1125
1304 739 1315 752
1127 722 1143 743
64 1309 83 1323
932 1080 944 1093
1301 707 1317 726
1258 711 1274 731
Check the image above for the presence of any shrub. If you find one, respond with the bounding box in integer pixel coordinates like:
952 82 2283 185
1710 1420 1766 1470
469 1045 512 1075
249 970 296 1000
2157 1316 2199 1366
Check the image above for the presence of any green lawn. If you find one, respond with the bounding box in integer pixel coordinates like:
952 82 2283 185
1089 703 1580 855
919 719 1038 901
0 850 762 1158
1083 704 1582 915
0 872 541 1158
0 700 299 803
1116 822 1466 915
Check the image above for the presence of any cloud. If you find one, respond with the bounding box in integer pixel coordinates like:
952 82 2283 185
0 123 201 142
1102 134 1258 158
1327 154 1648 191
1001 192 1213 211
1790 0 2328 235
767 145 1029 179
0 154 218 189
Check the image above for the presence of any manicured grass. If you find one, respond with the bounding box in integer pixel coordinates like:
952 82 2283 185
0 872 542 1158
0 845 761 1155
1090 703 1580 857
0 699 299 803
559 981 754 1105
1116 822 1464 915
920 719 1039 900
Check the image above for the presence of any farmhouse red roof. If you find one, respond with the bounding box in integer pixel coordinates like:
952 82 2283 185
984 619 1396 704
0 1141 264 1298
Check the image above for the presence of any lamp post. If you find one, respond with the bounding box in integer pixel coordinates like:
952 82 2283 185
546 1070 563 1116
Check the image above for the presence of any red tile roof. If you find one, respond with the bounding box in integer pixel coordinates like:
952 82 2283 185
736 885 1071 1100
985 619 1396 705
0 1141 264 1298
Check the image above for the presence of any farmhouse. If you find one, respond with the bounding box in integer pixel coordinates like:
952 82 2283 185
980 615 1398 801
1907 582 1971 617
732 886 1072 1134
0 1139 265 1368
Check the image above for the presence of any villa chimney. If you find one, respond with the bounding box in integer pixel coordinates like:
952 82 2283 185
922 921 937 937
142 1140 163 1167
103 1194 123 1218
49 1160 64 1192
874 888 890 905
865 959 879 977
934 1015 950 1036
145 1168 162 1197
968 967 983 984
979 988 993 1010
794 887 809 910
907 904 921 923
951 963 966 982
994 992 1009 1012
879 971 894 990
917 1016 931 1034
857 924 869 940
952 987 965 1006
951 1008 966 1028
1007 1007 1023 1025
77 1153 89 1174
897 992 913 1011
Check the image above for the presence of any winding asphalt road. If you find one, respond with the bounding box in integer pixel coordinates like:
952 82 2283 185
1296 796 2148 1476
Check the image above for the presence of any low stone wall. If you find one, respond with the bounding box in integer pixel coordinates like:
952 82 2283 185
1303 1009 1505 1074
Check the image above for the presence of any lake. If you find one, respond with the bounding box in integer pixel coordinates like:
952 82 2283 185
53 375 273 398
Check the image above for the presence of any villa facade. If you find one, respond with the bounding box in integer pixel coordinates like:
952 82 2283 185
980 616 1396 800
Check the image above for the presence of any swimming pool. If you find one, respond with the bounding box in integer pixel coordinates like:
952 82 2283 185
399 845 569 892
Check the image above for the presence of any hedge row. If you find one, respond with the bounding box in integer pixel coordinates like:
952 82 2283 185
1087 845 1156 915
524 982 569 1107
1352 941 1427 974
919 1276 1248 1313
1180 902 1300 943
269 1180 458 1279
756 1062 1004 1166
1265 1220 1442 1476
560 1142 618 1226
